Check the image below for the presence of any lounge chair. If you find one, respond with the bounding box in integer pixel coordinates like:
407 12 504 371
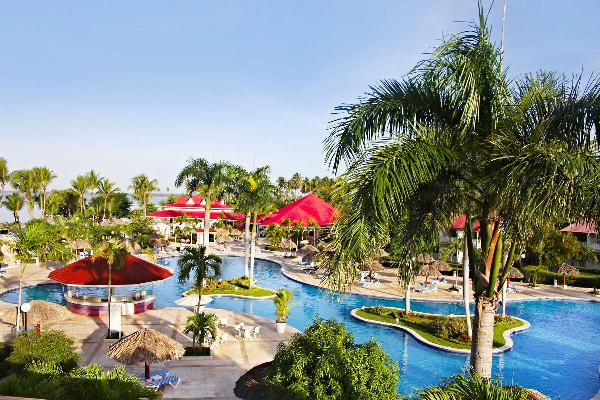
507 283 522 293
137 369 168 380
413 283 426 292
422 283 438 294
147 375 180 390
251 326 261 338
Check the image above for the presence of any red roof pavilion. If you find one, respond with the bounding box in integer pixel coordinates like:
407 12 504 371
450 215 481 232
48 254 173 287
260 193 337 227
560 222 597 234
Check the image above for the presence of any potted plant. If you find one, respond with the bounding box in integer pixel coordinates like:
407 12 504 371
183 312 217 357
273 289 293 334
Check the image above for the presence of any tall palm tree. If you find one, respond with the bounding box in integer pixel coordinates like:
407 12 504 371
322 7 600 378
71 175 89 213
97 178 118 220
3 192 24 227
288 173 302 199
93 241 126 338
10 169 37 219
178 246 222 313
32 166 56 217
175 158 234 249
11 220 52 332
130 174 159 216
276 177 288 202
0 157 8 193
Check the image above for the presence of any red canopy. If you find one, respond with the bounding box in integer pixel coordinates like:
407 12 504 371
560 222 597 234
260 193 336 227
450 215 481 232
48 254 173 286
147 210 244 220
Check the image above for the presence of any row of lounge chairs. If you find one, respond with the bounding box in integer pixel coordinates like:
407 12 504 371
414 282 438 293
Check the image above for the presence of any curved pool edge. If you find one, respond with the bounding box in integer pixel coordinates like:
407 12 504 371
350 306 530 355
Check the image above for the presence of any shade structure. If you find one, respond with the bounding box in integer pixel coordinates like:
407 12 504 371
551 263 580 275
48 253 173 287
359 261 385 272
147 209 244 221
416 253 434 265
297 245 319 256
150 238 170 247
281 238 296 250
418 264 442 278
302 251 319 263
432 260 451 272
375 248 389 258
560 222 597 234
69 239 91 250
107 328 185 379
508 267 525 279
174 294 214 308
0 300 71 326
260 193 336 227
450 215 481 232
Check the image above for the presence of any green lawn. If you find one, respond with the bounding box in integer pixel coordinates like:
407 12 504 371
356 307 524 350
186 277 276 298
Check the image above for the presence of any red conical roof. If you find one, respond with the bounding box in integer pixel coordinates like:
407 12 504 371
48 254 173 286
260 193 336 227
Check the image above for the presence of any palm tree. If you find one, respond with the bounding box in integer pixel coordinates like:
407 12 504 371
11 220 52 332
175 158 234 249
3 192 24 226
71 175 89 213
93 241 126 338
307 218 320 245
288 173 302 199
322 7 600 378
0 157 8 192
10 169 37 219
276 177 288 202
178 246 222 313
183 312 217 349
32 167 56 217
130 174 159 216
97 178 118 220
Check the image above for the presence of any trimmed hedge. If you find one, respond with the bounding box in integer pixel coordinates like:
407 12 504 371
7 331 79 372
528 268 600 288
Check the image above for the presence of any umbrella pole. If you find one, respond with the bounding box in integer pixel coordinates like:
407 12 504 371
145 361 150 380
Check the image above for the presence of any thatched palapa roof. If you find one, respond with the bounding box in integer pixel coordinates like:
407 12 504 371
297 245 319 256
0 300 72 326
552 263 580 275
107 328 185 365
69 239 91 250
416 253 434 265
508 266 524 279
359 261 385 272
302 251 319 263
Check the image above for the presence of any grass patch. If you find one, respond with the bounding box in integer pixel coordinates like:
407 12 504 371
187 276 276 298
357 307 524 350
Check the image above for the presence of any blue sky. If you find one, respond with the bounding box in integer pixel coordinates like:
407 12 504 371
1 1 599 191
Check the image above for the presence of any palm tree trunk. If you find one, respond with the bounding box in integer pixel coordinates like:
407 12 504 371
243 214 251 277
103 196 107 220
203 199 211 249
463 233 472 338
13 211 21 228
197 290 202 315
249 211 257 288
469 295 496 378
404 282 411 314
107 265 112 337
26 196 34 219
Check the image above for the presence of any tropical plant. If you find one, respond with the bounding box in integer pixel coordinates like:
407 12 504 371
321 6 600 377
175 158 235 249
32 167 56 217
183 312 218 349
46 189 79 217
71 175 89 213
273 289 293 323
523 265 548 287
178 246 222 312
3 192 24 226
0 157 8 192
10 169 37 219
265 318 400 400
92 241 126 338
97 178 118 220
7 330 80 372
129 174 159 216
413 372 529 400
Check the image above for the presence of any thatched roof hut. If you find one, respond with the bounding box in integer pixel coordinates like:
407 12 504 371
375 248 389 258
418 264 442 278
416 253 434 265
552 263 580 275
302 251 319 263
508 266 525 279
150 238 170 247
432 260 451 272
69 239 91 250
0 300 72 326
297 245 319 256
107 328 185 378
359 261 385 272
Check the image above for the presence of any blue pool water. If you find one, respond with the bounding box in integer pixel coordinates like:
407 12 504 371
1 256 598 399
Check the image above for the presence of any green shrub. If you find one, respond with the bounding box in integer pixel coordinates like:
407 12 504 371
430 317 469 342
0 343 12 379
524 267 600 288
7 330 79 372
413 372 529 399
266 318 400 400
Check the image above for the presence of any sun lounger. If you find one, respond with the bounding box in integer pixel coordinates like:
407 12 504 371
147 374 180 390
422 283 438 293
507 284 522 293
137 369 168 380
413 283 426 292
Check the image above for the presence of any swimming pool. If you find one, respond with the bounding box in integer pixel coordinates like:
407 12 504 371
1 256 598 399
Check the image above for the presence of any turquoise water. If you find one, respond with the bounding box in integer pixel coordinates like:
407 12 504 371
2 256 599 399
